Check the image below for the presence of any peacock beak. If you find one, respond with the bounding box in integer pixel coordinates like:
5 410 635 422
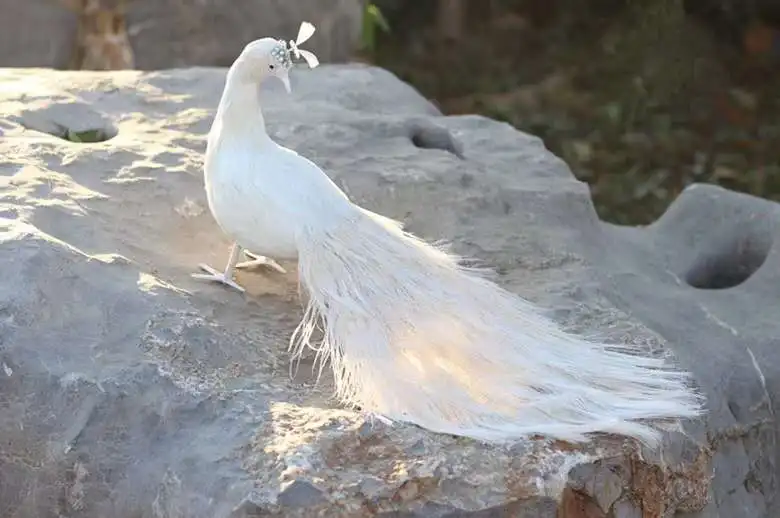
279 73 291 94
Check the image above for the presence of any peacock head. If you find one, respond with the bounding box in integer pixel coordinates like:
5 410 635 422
230 22 320 93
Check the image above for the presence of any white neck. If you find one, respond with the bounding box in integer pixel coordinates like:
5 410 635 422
212 67 273 144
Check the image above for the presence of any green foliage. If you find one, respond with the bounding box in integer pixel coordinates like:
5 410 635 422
66 129 104 143
361 3 391 54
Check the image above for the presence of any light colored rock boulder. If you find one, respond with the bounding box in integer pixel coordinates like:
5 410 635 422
0 0 363 69
2 63 772 517
0 0 77 68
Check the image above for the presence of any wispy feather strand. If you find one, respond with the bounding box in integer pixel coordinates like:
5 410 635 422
290 207 704 445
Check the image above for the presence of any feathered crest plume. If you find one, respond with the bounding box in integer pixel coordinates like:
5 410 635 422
287 21 320 69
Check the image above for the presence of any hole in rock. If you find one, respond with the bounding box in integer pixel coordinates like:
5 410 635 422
61 127 114 143
685 231 772 290
16 101 117 143
408 124 464 159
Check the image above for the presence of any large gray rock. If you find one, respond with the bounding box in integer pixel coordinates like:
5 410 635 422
0 0 362 69
0 63 774 517
0 0 77 68
125 0 363 69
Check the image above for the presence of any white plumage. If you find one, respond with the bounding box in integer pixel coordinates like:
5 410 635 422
193 23 705 446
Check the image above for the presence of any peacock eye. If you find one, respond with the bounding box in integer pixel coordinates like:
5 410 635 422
269 64 275 70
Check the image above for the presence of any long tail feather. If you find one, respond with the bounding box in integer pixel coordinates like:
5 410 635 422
292 208 704 445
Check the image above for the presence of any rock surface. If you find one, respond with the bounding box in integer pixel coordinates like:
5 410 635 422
0 64 775 517
0 0 362 69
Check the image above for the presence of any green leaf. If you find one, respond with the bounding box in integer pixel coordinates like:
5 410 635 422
66 129 103 143
367 4 390 33
361 3 391 53
66 129 82 143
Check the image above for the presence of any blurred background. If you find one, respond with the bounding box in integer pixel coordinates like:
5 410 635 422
2 0 779 225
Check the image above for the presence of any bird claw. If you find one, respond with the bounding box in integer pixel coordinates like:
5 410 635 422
191 264 246 293
235 250 287 274
362 411 394 428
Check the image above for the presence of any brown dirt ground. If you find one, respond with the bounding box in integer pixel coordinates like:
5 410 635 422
365 1 780 225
